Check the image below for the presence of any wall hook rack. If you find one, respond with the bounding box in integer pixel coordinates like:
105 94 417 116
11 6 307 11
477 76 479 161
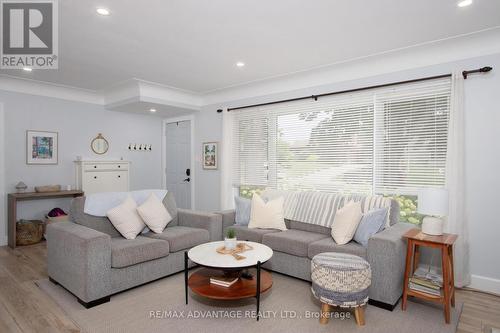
128 144 152 151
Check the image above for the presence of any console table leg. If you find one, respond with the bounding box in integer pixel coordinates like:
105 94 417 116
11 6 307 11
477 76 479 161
256 261 261 321
184 251 188 305
7 195 17 249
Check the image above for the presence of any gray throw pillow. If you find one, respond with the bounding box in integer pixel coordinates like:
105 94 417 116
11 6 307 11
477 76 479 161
235 196 252 226
353 207 388 247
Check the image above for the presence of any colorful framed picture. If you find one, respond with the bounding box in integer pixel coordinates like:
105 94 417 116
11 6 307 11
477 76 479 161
26 130 58 165
202 142 218 170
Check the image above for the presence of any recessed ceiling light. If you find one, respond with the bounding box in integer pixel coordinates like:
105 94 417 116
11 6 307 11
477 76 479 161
96 8 110 16
236 61 245 67
457 0 472 7
22 67 32 72
149 108 157 113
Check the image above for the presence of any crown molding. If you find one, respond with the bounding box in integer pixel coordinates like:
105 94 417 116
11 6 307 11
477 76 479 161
0 75 103 104
0 75 202 112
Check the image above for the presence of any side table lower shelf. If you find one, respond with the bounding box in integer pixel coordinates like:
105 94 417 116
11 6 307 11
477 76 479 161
401 228 458 324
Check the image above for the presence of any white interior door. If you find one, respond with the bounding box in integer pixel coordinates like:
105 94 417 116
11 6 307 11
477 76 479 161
165 120 192 209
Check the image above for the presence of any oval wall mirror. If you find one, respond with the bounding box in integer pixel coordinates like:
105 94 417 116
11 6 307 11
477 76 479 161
91 133 109 155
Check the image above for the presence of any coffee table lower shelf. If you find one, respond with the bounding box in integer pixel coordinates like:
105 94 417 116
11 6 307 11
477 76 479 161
184 264 272 320
188 268 273 300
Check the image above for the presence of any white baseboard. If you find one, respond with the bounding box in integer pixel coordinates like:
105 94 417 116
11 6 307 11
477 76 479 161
0 235 7 247
470 274 500 295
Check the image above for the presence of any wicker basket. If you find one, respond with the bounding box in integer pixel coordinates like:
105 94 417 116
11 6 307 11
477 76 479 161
16 220 44 246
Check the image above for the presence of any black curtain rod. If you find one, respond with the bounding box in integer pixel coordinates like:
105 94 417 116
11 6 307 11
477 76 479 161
226 73 452 112
225 66 492 112
462 66 492 79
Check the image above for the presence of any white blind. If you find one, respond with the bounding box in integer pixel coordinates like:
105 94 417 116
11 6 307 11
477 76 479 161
231 77 451 195
232 115 269 186
374 79 451 194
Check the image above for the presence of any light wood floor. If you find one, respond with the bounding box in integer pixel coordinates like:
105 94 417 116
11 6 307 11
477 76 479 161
0 242 499 333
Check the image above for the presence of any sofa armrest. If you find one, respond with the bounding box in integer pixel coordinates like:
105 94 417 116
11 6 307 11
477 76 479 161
367 222 415 306
215 209 236 230
46 222 112 302
177 208 222 241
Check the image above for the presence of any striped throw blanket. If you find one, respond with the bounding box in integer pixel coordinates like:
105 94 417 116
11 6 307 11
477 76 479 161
262 189 392 228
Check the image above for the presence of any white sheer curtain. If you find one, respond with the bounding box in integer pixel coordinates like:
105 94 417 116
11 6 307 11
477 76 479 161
444 71 470 287
220 110 235 210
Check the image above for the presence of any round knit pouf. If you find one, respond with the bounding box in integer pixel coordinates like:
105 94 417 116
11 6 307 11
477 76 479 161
311 252 371 326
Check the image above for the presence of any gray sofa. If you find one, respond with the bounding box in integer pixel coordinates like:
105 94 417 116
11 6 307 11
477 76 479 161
217 198 413 310
46 192 222 308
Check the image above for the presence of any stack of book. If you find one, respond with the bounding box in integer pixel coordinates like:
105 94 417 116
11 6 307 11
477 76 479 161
210 276 239 288
409 266 443 296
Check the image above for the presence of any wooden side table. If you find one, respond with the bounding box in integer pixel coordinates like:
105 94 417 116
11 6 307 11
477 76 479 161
401 228 458 324
8 190 84 249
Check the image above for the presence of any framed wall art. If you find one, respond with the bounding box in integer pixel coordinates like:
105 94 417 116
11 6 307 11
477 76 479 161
26 130 58 165
202 142 218 170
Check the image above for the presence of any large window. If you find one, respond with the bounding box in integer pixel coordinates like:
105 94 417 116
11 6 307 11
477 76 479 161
232 78 451 224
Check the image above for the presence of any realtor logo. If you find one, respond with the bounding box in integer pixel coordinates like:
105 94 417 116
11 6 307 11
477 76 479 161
1 0 58 69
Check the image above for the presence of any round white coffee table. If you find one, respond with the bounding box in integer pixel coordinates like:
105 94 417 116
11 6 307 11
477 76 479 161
184 241 273 320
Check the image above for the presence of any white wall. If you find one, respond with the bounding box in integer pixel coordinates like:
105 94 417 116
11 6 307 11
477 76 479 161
0 91 164 244
193 53 500 292
463 61 500 293
193 105 222 211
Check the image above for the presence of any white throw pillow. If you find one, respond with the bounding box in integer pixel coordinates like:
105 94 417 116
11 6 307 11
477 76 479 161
137 193 172 233
331 201 363 245
248 194 287 231
106 196 146 239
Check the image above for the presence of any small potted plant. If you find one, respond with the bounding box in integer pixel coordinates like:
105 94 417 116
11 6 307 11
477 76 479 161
224 228 237 250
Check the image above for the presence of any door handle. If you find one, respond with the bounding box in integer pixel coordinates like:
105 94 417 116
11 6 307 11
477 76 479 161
183 177 190 182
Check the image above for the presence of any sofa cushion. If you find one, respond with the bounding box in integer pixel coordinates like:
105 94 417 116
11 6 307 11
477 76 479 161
137 193 173 233
234 196 252 226
144 226 209 252
224 225 280 243
248 194 287 231
106 196 146 240
163 191 179 227
353 207 388 247
110 236 169 268
289 220 331 235
70 197 122 237
308 237 367 259
262 230 329 257
331 201 363 245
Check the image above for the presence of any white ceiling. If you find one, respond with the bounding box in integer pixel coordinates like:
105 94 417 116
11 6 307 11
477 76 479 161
1 0 500 93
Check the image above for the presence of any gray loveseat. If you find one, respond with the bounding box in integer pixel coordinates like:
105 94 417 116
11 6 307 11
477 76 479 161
46 192 222 308
217 196 413 310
